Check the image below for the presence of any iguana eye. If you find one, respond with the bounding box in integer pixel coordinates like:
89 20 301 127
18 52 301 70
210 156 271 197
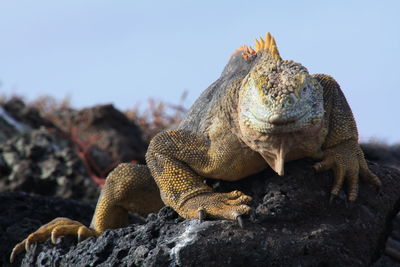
302 86 307 92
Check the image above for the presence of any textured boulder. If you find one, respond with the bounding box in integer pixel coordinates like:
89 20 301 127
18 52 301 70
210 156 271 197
0 128 100 203
1 98 55 130
5 159 400 266
0 97 48 144
362 143 400 170
47 104 148 165
0 192 95 267
0 191 143 267
0 100 148 203
0 107 21 143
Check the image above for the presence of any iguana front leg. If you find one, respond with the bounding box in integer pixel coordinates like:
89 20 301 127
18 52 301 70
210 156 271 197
312 74 381 201
314 139 380 201
146 129 252 221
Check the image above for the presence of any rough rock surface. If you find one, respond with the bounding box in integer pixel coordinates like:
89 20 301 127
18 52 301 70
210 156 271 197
362 143 400 171
0 191 143 267
5 159 400 266
0 128 100 203
0 97 53 144
1 98 55 130
0 100 148 203
47 104 148 165
0 192 95 267
0 107 20 143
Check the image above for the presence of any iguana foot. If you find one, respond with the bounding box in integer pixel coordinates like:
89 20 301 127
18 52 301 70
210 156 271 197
178 190 252 222
10 217 98 263
313 140 381 202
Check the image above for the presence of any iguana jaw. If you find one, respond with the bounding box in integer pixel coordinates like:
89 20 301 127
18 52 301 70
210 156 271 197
237 119 325 176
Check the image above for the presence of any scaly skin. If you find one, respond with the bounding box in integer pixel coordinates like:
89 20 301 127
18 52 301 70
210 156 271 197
10 32 381 263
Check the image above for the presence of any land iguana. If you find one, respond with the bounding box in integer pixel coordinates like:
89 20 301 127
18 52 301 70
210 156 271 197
10 33 382 263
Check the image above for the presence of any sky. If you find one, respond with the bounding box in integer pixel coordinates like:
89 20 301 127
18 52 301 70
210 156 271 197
0 1 399 143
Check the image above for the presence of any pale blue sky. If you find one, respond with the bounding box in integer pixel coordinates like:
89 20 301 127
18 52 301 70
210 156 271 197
0 1 399 143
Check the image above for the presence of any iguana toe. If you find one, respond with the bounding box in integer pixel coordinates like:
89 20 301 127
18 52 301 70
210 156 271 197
314 141 381 202
178 191 252 221
10 217 98 263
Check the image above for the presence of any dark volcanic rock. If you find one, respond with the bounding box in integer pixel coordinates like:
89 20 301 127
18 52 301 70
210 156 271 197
1 98 55 130
0 191 95 267
0 97 50 144
1 191 144 267
362 143 400 170
7 159 400 267
48 104 148 166
0 128 100 203
0 108 20 143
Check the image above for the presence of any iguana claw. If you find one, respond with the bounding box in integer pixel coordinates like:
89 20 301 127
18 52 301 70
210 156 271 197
198 209 206 222
236 215 244 228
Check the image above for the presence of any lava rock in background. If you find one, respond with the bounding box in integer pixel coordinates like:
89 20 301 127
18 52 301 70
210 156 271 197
47 104 148 165
0 99 33 143
0 108 19 143
0 99 148 203
361 143 400 170
1 98 56 130
7 159 400 267
0 128 100 203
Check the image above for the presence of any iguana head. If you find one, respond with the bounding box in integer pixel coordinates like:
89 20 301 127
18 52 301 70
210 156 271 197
237 34 324 135
235 33 325 175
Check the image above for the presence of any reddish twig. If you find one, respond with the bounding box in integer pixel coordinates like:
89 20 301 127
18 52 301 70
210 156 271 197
50 127 138 188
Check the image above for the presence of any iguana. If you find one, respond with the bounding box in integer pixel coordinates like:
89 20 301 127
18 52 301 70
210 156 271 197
10 32 382 263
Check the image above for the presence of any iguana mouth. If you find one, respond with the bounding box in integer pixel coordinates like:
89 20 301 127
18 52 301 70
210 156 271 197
267 110 309 126
242 108 322 134
249 109 310 126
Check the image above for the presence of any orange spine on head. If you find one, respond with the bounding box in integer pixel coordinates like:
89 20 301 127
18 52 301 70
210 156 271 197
232 32 282 61
231 45 256 60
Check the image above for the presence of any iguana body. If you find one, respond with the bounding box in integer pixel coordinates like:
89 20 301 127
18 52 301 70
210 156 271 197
10 33 381 262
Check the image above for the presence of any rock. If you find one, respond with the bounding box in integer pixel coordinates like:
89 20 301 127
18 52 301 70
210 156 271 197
0 99 32 144
0 108 20 143
0 191 143 267
1 98 55 130
47 105 148 166
0 191 95 267
4 159 400 266
0 128 100 203
361 143 400 170
372 256 400 267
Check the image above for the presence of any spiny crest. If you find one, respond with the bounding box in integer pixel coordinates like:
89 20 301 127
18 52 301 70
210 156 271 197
232 45 256 60
232 32 282 61
254 32 281 61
